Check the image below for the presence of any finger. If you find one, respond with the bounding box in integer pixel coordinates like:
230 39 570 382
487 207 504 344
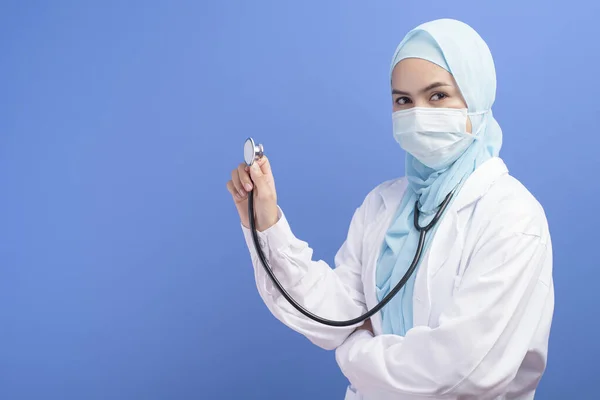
237 163 253 192
226 180 242 201
230 169 247 198
249 155 271 181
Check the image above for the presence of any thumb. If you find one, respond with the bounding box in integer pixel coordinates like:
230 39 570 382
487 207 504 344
249 156 272 183
256 155 272 176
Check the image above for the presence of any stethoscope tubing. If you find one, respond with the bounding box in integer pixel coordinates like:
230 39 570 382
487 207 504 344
247 186 455 327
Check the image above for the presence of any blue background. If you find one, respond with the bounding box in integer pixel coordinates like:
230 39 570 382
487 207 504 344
1 1 598 399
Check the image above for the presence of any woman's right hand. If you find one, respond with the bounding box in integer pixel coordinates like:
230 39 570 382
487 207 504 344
226 156 280 232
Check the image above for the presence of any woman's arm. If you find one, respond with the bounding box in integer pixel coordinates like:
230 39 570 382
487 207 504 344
335 219 553 398
229 155 372 350
241 200 369 350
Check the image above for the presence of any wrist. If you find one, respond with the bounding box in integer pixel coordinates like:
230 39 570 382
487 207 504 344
256 205 280 232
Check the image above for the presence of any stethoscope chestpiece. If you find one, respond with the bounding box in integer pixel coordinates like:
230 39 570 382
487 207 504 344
244 137 264 166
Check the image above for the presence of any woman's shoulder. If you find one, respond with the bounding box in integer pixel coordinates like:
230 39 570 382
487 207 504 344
487 173 545 215
479 171 550 239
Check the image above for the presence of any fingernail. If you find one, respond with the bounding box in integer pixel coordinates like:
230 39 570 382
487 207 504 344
244 183 253 191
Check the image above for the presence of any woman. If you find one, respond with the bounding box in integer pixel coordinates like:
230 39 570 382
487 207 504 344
226 19 554 400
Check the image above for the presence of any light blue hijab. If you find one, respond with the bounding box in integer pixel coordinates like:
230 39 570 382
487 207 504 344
376 19 504 336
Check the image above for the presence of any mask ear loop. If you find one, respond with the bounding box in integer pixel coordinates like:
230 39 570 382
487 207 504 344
467 109 491 140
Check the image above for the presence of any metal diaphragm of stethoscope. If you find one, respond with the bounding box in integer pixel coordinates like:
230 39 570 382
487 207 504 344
243 137 455 327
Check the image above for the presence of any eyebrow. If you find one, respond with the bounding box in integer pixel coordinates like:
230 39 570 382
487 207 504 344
392 82 452 96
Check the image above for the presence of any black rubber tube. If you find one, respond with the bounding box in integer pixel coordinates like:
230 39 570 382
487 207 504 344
248 189 454 327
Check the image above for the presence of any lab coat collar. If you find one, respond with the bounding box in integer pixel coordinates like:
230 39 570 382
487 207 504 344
453 157 509 210
379 157 509 212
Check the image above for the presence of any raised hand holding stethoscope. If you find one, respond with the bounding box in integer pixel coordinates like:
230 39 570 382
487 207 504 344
226 138 279 233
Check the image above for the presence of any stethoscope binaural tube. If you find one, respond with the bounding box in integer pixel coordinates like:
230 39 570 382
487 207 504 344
244 137 454 327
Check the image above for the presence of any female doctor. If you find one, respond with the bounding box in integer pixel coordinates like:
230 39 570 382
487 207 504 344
226 19 554 400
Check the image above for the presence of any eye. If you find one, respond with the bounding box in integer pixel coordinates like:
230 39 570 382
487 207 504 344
395 96 412 105
430 92 448 101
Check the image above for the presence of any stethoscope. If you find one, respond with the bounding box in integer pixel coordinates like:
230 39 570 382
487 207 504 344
243 137 455 327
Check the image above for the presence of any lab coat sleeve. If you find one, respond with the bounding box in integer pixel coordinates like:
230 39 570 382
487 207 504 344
240 201 368 351
334 229 552 399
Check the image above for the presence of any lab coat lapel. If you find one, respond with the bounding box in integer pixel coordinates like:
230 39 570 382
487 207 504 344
427 157 510 277
423 158 509 323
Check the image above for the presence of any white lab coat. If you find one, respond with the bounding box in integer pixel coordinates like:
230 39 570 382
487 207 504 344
241 157 554 400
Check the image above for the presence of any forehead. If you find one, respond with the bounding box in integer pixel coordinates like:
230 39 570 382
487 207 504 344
391 58 456 89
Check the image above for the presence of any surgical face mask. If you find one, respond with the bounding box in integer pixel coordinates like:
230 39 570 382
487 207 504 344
392 107 474 170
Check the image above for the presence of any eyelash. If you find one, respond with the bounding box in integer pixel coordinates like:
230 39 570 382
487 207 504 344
395 92 448 105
